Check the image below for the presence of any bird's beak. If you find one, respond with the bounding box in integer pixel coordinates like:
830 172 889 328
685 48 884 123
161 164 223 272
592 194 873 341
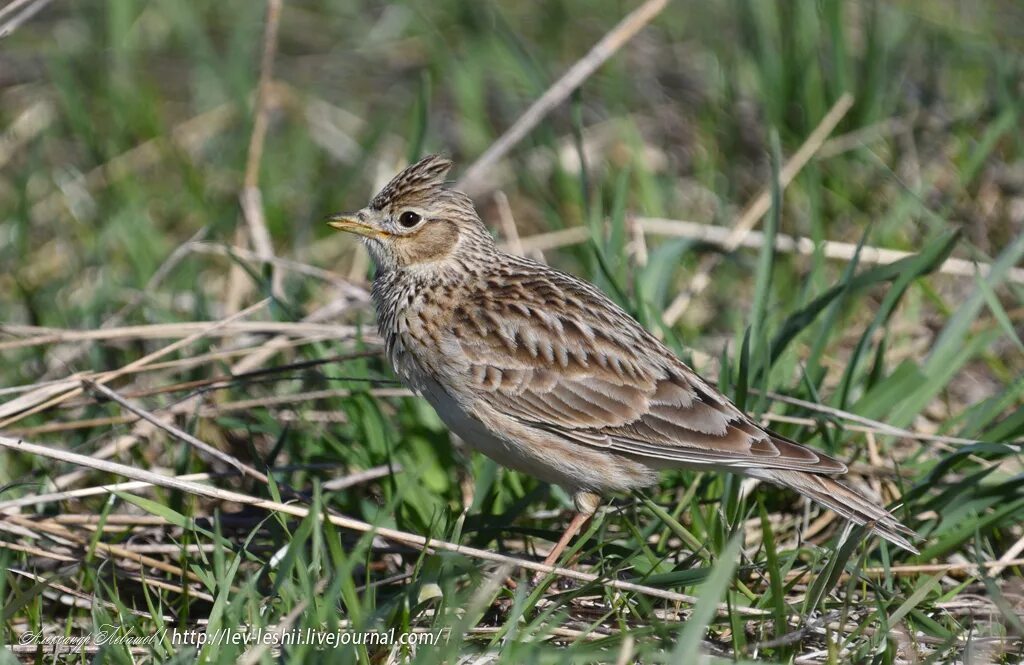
326 213 389 239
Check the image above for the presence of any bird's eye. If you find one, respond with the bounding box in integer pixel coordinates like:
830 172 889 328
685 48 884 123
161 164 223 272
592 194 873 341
398 211 422 228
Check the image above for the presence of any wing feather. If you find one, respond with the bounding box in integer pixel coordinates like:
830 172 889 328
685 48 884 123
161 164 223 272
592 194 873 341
452 264 846 476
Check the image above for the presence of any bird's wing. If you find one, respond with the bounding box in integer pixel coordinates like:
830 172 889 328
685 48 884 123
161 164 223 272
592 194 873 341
452 265 845 475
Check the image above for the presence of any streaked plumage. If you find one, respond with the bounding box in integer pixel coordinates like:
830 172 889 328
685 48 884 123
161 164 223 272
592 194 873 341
328 154 918 554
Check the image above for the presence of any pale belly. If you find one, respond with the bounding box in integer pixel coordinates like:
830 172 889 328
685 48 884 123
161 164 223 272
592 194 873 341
417 376 552 479
414 374 657 495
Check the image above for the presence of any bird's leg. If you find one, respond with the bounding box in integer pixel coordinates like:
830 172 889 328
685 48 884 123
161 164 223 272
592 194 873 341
541 510 592 568
533 491 601 586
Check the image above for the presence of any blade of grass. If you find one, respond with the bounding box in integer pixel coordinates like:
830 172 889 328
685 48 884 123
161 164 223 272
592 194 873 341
671 533 742 658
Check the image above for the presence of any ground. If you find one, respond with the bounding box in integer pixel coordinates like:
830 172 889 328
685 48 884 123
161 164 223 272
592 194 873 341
0 1 1022 663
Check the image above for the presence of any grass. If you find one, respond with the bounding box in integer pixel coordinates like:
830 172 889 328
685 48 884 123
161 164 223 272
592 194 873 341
1 0 1023 662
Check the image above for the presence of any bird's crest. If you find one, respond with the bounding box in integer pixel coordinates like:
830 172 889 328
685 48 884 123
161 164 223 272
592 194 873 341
369 154 453 211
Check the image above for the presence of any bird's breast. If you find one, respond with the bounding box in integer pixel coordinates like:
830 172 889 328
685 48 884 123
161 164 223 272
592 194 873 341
373 274 467 391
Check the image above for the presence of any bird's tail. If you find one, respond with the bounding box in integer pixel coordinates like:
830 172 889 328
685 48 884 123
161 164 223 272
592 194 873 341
749 468 919 554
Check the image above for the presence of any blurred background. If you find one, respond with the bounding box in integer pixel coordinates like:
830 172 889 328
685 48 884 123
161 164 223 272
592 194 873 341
1 1 1021 335
1 0 1023 662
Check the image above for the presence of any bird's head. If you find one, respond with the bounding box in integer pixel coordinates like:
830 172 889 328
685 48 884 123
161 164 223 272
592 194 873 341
327 155 494 273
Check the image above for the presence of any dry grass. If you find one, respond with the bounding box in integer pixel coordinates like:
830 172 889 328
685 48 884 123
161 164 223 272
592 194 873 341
1 1 1022 663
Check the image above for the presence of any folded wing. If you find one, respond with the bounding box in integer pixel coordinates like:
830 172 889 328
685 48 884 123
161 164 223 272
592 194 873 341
451 265 846 476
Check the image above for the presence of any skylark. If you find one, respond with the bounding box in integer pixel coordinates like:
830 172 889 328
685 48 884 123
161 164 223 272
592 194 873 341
328 155 918 564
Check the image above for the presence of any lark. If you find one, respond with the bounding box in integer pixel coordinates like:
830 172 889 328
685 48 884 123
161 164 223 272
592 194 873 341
328 154 918 565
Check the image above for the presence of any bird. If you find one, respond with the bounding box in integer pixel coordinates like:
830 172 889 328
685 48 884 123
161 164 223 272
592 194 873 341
327 154 918 566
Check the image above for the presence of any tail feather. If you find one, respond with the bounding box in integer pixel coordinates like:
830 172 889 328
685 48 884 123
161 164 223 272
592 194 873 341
750 468 919 554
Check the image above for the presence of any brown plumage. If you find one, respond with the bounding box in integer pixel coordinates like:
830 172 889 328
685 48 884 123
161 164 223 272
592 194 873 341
328 154 918 556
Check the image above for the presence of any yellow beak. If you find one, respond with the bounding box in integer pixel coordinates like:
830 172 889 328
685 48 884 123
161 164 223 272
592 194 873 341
326 214 389 239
